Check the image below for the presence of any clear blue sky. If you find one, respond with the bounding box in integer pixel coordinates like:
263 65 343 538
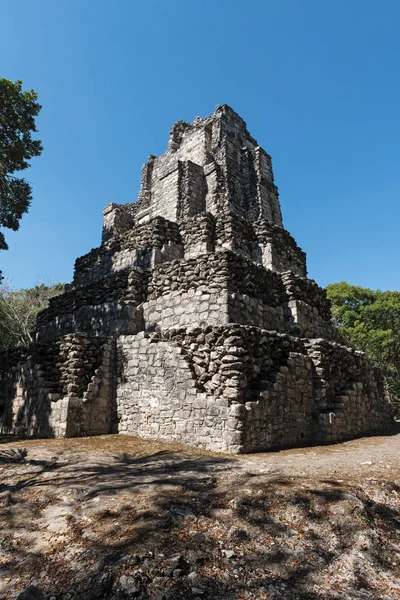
1 0 399 291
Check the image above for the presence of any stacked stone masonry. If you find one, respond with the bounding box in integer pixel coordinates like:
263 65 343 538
0 105 394 452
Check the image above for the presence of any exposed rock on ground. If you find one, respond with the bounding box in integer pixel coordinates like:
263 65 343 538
0 431 399 599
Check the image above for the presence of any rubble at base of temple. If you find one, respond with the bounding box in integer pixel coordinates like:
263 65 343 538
0 105 394 453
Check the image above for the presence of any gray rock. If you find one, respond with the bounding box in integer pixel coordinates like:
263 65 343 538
1 105 394 457
16 587 45 600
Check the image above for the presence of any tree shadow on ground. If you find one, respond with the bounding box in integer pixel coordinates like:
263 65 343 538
0 446 399 600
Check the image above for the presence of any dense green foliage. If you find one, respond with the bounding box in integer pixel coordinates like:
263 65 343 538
327 282 400 416
0 282 63 350
0 79 42 276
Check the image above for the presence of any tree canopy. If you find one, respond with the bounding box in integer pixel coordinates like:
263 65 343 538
327 282 400 415
0 281 63 351
0 78 42 275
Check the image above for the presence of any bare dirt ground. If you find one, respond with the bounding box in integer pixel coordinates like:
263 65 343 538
1 430 400 600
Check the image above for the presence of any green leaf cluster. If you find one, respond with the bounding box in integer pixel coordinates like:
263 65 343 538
0 79 42 271
326 282 400 416
0 282 64 351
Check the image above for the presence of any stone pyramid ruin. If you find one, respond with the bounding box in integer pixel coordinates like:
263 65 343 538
0 105 394 452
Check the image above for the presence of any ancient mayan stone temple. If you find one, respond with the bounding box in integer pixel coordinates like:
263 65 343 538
0 105 394 452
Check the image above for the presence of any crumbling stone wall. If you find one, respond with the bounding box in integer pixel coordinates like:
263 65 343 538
305 339 393 442
115 324 392 453
74 217 181 287
0 334 114 438
102 203 136 242
116 333 232 452
41 270 148 324
0 104 394 452
102 105 284 233
36 270 148 341
143 251 288 332
280 271 340 340
180 212 216 258
0 344 59 437
159 325 315 452
253 220 307 276
36 303 143 342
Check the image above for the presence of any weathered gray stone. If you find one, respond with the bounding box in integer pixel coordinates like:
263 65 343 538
0 105 395 452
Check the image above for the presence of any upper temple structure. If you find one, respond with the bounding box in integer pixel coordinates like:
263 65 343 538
0 105 394 452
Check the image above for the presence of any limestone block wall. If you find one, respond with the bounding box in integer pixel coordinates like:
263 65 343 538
143 289 229 331
145 250 337 336
36 269 148 341
146 325 316 452
218 139 282 225
148 251 285 305
228 293 286 331
177 160 206 219
215 212 256 258
253 220 307 276
204 161 224 216
254 146 282 224
214 213 306 276
168 121 211 165
68 337 115 437
0 326 394 453
102 203 135 242
113 325 393 453
159 325 296 404
286 299 340 340
0 105 395 453
74 217 182 286
180 212 216 259
316 379 394 444
148 253 229 299
40 235 315 344
36 303 142 342
147 159 181 222
120 217 181 255
74 238 121 284
143 289 283 334
116 333 235 452
131 105 284 228
73 247 145 288
0 334 114 438
241 351 315 452
145 250 296 332
305 339 394 441
41 270 148 324
280 271 339 340
77 210 308 294
0 346 58 437
209 106 282 224
281 272 331 320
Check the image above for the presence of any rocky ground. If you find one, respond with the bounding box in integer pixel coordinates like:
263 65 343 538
1 431 400 600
